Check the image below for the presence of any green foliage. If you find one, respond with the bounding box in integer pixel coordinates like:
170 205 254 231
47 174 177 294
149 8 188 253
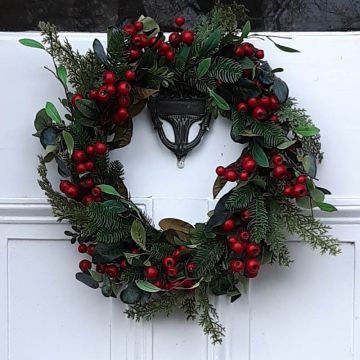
208 57 243 83
66 121 92 149
148 242 174 260
106 28 131 75
225 184 258 210
251 120 284 147
248 194 268 244
230 110 247 142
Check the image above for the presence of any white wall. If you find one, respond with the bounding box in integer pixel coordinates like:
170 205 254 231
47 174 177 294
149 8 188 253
0 32 360 360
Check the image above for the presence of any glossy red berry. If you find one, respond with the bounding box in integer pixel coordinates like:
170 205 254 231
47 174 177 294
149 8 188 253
119 259 127 270
253 106 267 120
243 159 257 173
175 16 186 27
160 42 171 52
66 185 79 198
106 265 119 278
271 154 283 165
97 85 110 102
72 149 87 163
186 262 196 273
269 96 280 110
79 259 91 273
166 267 178 277
165 50 175 62
227 236 238 245
245 258 260 273
259 96 271 108
78 243 87 253
282 185 293 197
240 154 253 166
59 180 71 193
246 269 259 278
241 209 252 222
236 102 247 112
124 69 136 81
273 165 287 179
84 161 95 172
87 244 95 256
255 49 264 59
85 145 96 157
246 243 262 257
71 93 83 106
96 264 106 274
234 46 245 58
148 36 157 47
118 96 131 107
247 97 257 108
270 114 279 123
133 21 144 32
82 194 95 205
94 142 108 155
239 230 250 242
106 84 117 96
243 43 255 57
75 163 87 174
169 32 181 46
123 24 136 36
144 266 159 280
129 48 142 60
230 259 245 273
163 256 176 268
102 70 116 84
222 219 236 232
230 241 245 254
181 30 194 45
91 186 102 197
216 166 226 176
238 170 248 182
89 89 98 100
79 177 94 189
296 175 307 184
292 184 307 198
117 81 131 96
224 169 238 182
113 107 129 124
139 34 149 48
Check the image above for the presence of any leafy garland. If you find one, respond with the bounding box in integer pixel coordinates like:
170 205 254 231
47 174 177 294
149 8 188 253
21 3 340 344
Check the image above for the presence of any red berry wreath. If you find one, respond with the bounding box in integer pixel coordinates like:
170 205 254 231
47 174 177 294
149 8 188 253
20 3 340 344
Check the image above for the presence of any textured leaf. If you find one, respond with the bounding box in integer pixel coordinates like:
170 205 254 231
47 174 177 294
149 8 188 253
19 38 45 49
159 218 193 234
197 58 212 78
75 99 99 120
102 200 127 214
76 272 99 289
295 126 320 137
120 283 143 304
248 195 268 243
208 89 230 110
62 130 74 156
251 120 284 146
45 102 62 125
98 184 122 197
131 219 146 250
272 78 289 103
208 57 243 83
135 280 162 293
252 143 269 167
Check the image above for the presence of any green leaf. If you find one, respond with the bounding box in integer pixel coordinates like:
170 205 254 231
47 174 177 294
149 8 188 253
62 130 74 156
198 30 221 57
272 78 289 103
57 65 67 86
277 140 297 150
75 99 100 120
93 38 107 64
294 126 320 137
175 45 190 68
196 58 211 78
140 16 160 34
98 184 121 197
296 196 312 209
102 200 127 214
120 283 143 304
131 219 146 250
271 41 300 53
314 202 337 212
303 154 317 177
252 143 269 167
208 88 230 110
75 272 99 289
310 188 325 203
19 38 45 49
237 57 255 70
45 102 62 125
135 280 162 293
34 108 52 133
240 20 251 40
89 269 104 282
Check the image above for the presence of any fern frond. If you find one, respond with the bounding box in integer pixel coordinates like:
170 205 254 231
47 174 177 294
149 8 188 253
208 57 243 83
251 120 284 146
248 194 268 243
225 184 258 210
193 241 226 277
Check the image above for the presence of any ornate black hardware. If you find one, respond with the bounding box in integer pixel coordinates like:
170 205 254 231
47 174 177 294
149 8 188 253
148 92 211 168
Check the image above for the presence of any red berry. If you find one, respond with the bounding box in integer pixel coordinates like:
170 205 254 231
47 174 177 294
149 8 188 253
102 70 116 84
96 264 106 273
296 175 307 184
89 89 98 100
292 184 307 198
231 241 245 254
79 177 94 189
169 32 181 46
239 230 250 242
270 114 279 123
113 107 129 124
118 81 131 96
82 194 95 205
216 166 226 176
245 269 259 278
163 256 176 268
119 259 127 270
72 149 87 163
123 24 136 36
118 96 131 107
87 244 95 256
239 170 249 181
133 21 144 32
241 209 252 222
97 85 110 102
227 236 238 245
269 96 280 110
230 259 245 273
106 265 119 278
259 96 271 108
144 266 159 280
253 106 267 120
240 154 253 166
85 145 96 157
224 169 238 182
166 267 178 277
76 163 87 174
78 243 87 253
66 185 79 198
181 30 194 45
106 84 117 96
84 161 95 172
273 165 287 179
255 49 264 59
246 243 262 257
271 154 283 165
282 185 293 197
165 50 175 62
139 34 149 48
148 36 157 47
129 48 142 60
181 279 194 288
124 69 136 81
160 42 170 52
175 16 186 27
186 262 196 273
222 219 236 232
234 46 245 58
94 142 108 155
236 102 248 112
243 43 255 57
245 258 260 273
173 249 182 259
247 97 258 108
153 280 163 288
91 186 102 197
79 259 91 273
243 159 257 173
59 180 71 193
71 93 83 106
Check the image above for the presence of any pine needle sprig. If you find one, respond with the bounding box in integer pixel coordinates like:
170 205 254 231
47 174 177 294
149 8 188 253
225 184 258 210
248 194 268 244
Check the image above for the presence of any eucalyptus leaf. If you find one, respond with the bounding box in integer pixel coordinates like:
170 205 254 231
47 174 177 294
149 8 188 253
120 283 143 304
40 127 59 148
310 188 325 203
89 269 104 282
135 280 162 293
19 38 45 49
272 77 289 103
131 219 146 250
34 108 52 133
75 272 99 289
296 196 312 209
303 154 317 177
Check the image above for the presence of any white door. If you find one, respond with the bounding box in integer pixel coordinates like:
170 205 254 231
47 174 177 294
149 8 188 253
0 31 359 360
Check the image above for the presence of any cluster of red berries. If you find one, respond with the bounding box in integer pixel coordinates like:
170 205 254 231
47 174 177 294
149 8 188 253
234 42 264 60
216 154 257 183
221 211 261 278
236 95 280 123
59 141 108 205
270 153 308 198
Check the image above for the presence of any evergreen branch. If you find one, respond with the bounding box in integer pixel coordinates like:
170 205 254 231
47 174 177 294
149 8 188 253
208 57 243 83
230 109 247 142
251 120 284 147
148 243 175 260
180 295 198 320
225 184 258 210
248 194 268 243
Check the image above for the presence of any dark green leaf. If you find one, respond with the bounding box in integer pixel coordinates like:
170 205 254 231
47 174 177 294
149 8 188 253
252 143 269 167
198 30 221 57
45 102 62 125
89 269 104 282
93 38 107 64
208 88 230 110
131 219 146 250
120 283 143 304
98 184 121 197
40 127 59 148
272 77 289 103
240 21 251 40
76 272 99 289
314 202 337 212
237 57 254 70
19 38 45 49
34 108 52 133
57 65 67 86
102 200 127 214
62 130 74 156
75 99 100 120
196 58 211 78
272 41 300 53
175 45 190 68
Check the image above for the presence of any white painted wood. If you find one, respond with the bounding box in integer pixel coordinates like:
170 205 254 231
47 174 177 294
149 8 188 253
0 32 360 360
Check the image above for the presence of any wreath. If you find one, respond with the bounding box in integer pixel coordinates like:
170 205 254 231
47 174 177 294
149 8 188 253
21 4 340 344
